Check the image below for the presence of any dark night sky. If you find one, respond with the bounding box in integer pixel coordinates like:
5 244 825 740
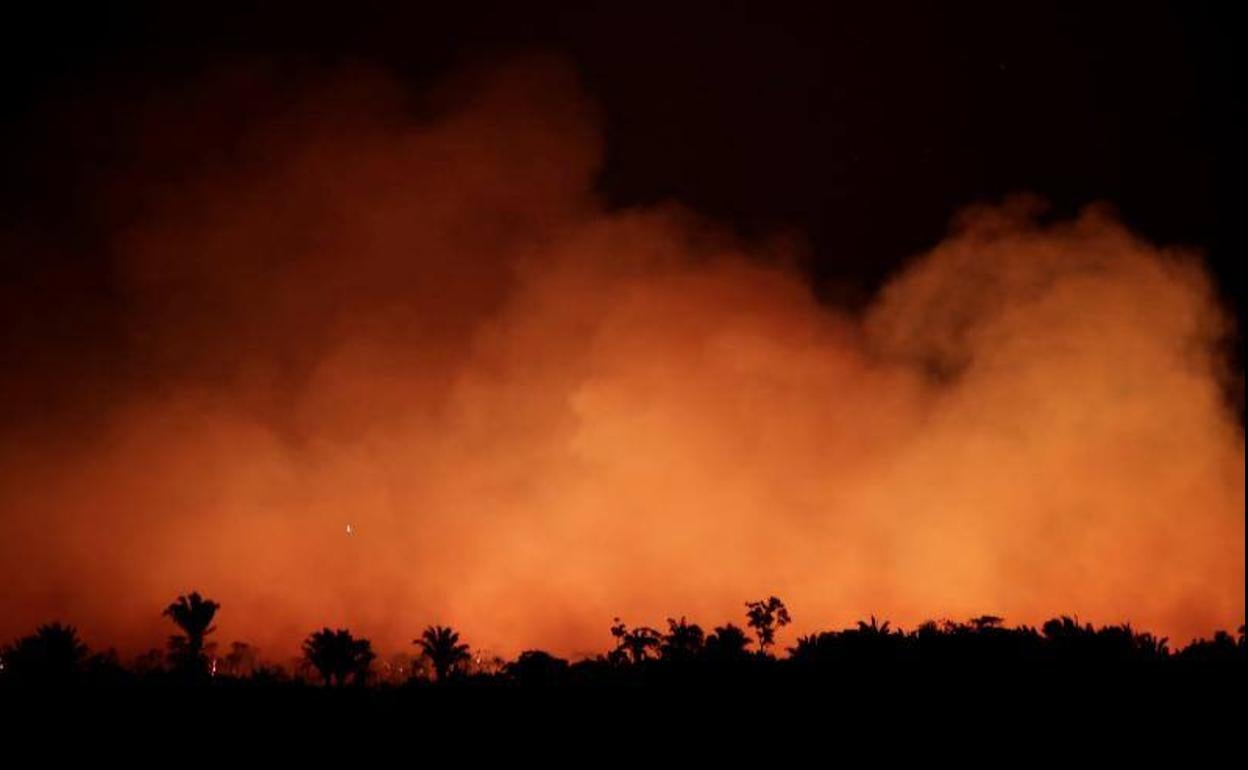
2 1 1243 361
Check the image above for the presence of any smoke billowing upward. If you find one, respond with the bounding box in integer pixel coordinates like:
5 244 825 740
0 58 1242 659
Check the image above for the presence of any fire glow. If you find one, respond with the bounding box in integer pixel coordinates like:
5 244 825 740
0 58 1242 660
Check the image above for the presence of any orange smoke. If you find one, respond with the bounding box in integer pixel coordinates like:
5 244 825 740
0 58 1242 660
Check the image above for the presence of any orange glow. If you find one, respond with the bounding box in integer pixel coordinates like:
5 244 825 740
0 58 1242 660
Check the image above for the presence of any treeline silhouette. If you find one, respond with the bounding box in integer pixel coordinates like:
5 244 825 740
2 592 1243 692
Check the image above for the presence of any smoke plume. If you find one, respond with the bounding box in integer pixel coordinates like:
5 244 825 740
0 57 1242 659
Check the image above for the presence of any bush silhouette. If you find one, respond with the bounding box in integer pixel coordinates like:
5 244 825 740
505 650 570 685
1 622 88 684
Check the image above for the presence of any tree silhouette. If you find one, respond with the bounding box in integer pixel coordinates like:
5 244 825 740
1042 615 1087 640
1177 629 1244 664
787 632 834 664
787 617 909 666
608 619 627 662
223 641 259 677
4 594 1242 694
970 615 1004 631
1 622 88 683
505 650 570 685
660 616 705 662
704 623 752 661
162 591 220 675
856 615 891 635
132 647 166 676
745 596 791 654
302 628 375 686
414 625 471 682
609 618 662 664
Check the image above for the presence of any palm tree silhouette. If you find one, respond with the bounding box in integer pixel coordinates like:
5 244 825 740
660 616 705 662
609 618 661 664
302 628 375 686
414 625 471 682
856 615 891 635
162 591 220 674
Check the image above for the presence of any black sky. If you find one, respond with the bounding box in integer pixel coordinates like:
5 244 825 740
2 1 1243 361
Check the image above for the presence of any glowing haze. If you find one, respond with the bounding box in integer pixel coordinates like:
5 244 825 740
0 58 1242 660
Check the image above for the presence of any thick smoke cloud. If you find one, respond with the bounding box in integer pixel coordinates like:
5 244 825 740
0 57 1242 659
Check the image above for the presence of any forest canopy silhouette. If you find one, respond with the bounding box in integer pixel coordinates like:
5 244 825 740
2 592 1243 693
0 55 1243 662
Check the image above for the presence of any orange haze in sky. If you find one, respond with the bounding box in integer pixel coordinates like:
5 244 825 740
0 58 1243 662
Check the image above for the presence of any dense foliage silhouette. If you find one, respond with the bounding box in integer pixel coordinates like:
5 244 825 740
2 591 1243 697
745 596 791 654
0 622 88 684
